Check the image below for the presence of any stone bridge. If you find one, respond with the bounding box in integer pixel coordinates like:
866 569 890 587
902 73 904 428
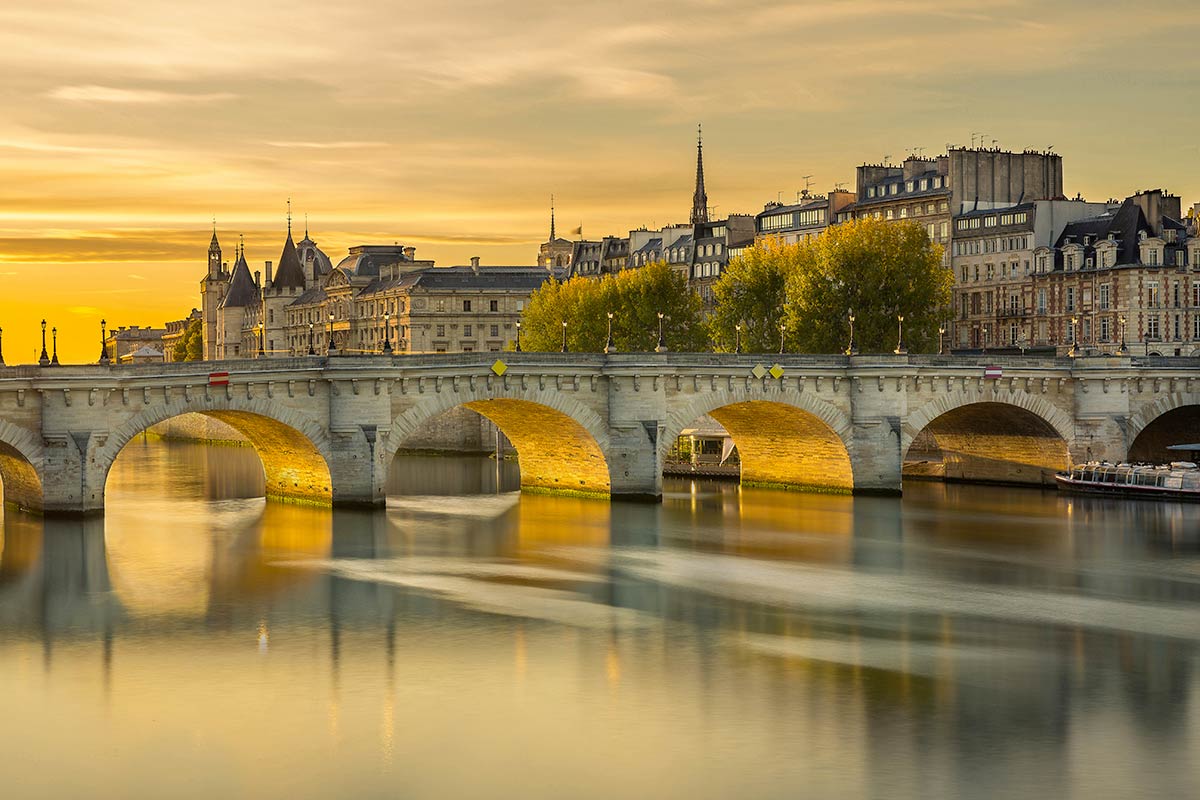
0 353 1197 514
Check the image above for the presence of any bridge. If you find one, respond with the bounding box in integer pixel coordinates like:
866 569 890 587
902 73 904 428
0 353 1197 514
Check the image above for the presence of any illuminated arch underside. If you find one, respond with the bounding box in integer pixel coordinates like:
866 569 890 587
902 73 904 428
915 402 1068 486
198 411 332 505
707 400 853 493
463 399 610 496
0 441 42 512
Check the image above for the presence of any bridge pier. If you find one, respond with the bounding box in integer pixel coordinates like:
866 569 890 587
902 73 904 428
327 427 388 508
607 424 663 502
849 418 904 495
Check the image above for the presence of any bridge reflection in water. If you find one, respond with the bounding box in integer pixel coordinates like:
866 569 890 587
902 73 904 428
0 440 1198 799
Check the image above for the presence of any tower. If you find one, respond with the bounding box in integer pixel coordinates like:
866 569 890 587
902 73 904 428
265 200 308 357
690 124 709 226
200 220 228 360
550 194 556 241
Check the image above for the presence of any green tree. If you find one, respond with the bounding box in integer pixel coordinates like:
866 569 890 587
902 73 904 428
174 318 203 362
520 261 707 352
782 218 952 353
709 239 794 352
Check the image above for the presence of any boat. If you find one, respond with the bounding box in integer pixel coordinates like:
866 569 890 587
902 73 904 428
1055 461 1200 500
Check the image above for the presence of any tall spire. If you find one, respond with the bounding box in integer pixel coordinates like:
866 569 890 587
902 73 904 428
550 194 556 241
286 198 293 238
690 124 709 225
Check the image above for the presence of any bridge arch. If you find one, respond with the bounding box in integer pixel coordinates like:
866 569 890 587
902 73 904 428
385 389 612 496
663 390 854 492
95 400 334 507
0 419 44 512
903 390 1072 486
1127 394 1200 462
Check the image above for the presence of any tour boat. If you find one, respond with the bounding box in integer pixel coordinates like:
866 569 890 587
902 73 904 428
1055 461 1200 500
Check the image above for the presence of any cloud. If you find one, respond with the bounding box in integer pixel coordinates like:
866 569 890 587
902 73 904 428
48 85 234 104
127 273 146 280
264 140 388 150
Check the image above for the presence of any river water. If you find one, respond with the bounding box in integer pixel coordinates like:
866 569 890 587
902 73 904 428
1 439 1198 799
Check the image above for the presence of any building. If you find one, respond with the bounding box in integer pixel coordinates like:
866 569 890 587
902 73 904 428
950 199 1111 350
161 308 202 362
105 324 167 363
537 199 575 269
754 189 857 246
1031 189 1200 356
854 148 1065 264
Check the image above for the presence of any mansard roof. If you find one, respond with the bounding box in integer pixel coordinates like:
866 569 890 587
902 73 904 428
272 232 307 290
219 250 260 308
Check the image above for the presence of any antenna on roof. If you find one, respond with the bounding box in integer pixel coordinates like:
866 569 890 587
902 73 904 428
1047 144 1055 153
286 197 292 236
835 181 846 191
803 175 813 193
971 132 980 148
914 146 925 158
883 154 891 165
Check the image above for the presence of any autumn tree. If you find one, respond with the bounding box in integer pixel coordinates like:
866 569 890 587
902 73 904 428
781 218 952 353
520 261 707 352
173 319 203 362
708 239 795 352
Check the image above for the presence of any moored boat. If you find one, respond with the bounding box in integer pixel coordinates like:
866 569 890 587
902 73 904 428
1055 461 1200 500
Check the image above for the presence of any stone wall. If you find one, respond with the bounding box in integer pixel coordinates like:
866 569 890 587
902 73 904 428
147 412 248 444
395 405 513 455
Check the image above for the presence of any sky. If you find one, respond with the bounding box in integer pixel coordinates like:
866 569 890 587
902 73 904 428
1 0 1199 362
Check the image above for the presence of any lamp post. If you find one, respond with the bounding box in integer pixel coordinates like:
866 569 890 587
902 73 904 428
778 321 786 355
327 311 335 354
99 319 110 364
257 323 265 358
382 311 393 354
1068 316 1078 358
515 321 522 352
0 325 4 367
655 312 667 353
981 323 988 356
561 320 568 353
38 319 49 366
51 326 59 366
845 311 858 356
893 314 907 355
605 311 615 354
938 324 946 356
1117 315 1128 355
307 321 316 355
734 323 742 355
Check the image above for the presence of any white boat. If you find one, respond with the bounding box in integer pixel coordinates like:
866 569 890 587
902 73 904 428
1055 461 1200 500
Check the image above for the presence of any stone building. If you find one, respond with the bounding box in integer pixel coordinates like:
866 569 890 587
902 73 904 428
1031 189 1200 356
537 200 575 269
104 324 167 363
754 189 857 246
161 308 201 362
950 199 1111 350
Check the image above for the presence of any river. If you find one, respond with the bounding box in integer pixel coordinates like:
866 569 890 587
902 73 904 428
1 439 1198 799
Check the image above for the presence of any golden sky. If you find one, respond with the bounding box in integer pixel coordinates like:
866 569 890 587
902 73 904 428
1 0 1198 362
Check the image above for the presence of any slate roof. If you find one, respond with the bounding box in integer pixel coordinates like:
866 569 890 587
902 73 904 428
272 232 307 290
219 250 260 308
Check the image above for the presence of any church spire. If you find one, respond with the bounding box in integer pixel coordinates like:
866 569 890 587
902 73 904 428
286 198 293 239
690 124 709 225
550 195 556 241
208 217 222 276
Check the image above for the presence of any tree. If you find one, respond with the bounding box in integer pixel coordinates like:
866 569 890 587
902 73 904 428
174 319 203 362
708 239 794 352
782 218 952 354
520 261 707 352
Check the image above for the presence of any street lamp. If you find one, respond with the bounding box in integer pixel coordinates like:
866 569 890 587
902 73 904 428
605 311 615 354
1068 316 1079 358
561 320 568 353
38 319 49 366
257 322 265 358
734 323 742 355
308 321 316 355
515 320 522 352
382 311 393 354
845 311 858 356
327 311 335 353
99 319 110 365
778 321 786 355
0 325 4 367
981 323 989 355
51 326 59 366
894 314 907 355
938 324 946 356
1117 315 1128 356
655 312 667 353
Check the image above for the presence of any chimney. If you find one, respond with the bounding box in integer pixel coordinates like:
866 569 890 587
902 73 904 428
265 260 273 286
254 270 261 288
470 256 480 273
403 246 416 260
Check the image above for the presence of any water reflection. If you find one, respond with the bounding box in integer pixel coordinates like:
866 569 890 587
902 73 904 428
0 442 1196 799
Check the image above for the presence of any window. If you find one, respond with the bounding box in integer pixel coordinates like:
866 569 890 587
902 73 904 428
1147 315 1160 339
436 325 445 337
940 221 948 240
1082 318 1091 342
1147 281 1160 307
867 187 876 198
1175 283 1181 307
1066 287 1076 311
1194 315 1200 339
920 179 928 191
464 325 473 337
1037 288 1047 314
490 325 499 337
906 181 914 192
437 300 445 312
517 300 525 311
463 300 472 312
1100 317 1111 342
885 209 894 220
489 300 499 312
1148 248 1159 266
889 184 899 195
1099 284 1110 309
